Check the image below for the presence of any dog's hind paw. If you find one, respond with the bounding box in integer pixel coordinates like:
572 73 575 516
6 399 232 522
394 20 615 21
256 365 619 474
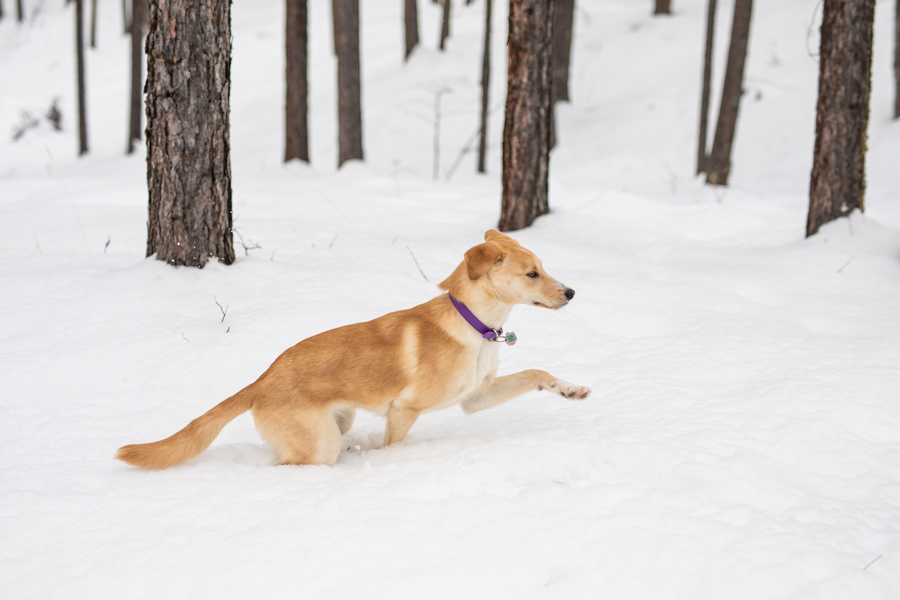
551 380 592 401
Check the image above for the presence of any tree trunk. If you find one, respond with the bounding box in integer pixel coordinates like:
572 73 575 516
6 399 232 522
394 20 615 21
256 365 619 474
654 0 671 15
90 0 98 48
439 0 451 51
500 0 552 232
404 0 419 60
285 0 309 162
75 0 88 155
477 0 492 173
705 0 752 186
552 0 574 104
145 0 235 267
806 0 875 237
123 0 130 34
894 0 899 119
0 0 4 21
127 0 147 154
16 0 23 22
697 0 717 174
335 0 363 166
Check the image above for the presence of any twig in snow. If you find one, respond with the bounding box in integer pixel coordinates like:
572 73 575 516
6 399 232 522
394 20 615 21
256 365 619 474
329 234 338 249
863 555 882 571
406 245 428 282
837 257 854 273
215 296 228 323
445 99 504 182
182 333 191 342
104 236 111 253
805 0 824 60
233 227 261 256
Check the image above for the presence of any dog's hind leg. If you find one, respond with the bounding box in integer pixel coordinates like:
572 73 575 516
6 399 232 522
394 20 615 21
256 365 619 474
255 406 342 466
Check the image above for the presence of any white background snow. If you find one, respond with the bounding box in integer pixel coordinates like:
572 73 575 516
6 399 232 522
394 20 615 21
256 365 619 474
1 0 900 597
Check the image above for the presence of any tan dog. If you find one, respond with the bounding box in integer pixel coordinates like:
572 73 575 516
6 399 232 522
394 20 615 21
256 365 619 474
116 230 591 468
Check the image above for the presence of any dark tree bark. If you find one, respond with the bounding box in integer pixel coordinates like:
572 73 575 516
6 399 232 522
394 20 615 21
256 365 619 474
895 0 899 119
75 0 88 155
285 0 309 162
16 0 23 22
439 0 451 51
477 0 492 173
404 0 419 60
127 0 147 154
807 0 875 237
654 0 671 15
500 0 552 232
697 0 717 174
0 1 4 21
90 0 98 48
705 0 752 186
145 0 235 267
335 0 363 166
552 0 574 104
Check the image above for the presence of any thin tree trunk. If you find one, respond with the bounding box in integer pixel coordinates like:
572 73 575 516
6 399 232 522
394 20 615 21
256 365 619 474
439 0 451 51
145 0 234 267
404 0 419 60
654 0 671 15
807 0 875 237
16 0 23 22
90 0 98 48
75 0 88 155
705 0 752 186
500 0 552 232
477 0 492 173
123 0 130 34
697 0 717 174
335 0 363 166
552 0 574 103
0 1 5 21
127 0 147 154
285 0 309 162
895 0 899 119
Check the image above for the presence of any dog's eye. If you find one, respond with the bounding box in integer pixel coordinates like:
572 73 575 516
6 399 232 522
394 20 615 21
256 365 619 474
526 271 538 278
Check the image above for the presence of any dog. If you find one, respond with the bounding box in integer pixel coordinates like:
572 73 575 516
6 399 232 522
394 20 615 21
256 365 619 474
116 230 592 468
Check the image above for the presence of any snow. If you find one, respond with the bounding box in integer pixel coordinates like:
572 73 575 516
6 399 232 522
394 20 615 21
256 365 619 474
2 0 900 598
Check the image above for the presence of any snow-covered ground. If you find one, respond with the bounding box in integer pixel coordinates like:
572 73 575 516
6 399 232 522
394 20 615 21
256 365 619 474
2 0 900 598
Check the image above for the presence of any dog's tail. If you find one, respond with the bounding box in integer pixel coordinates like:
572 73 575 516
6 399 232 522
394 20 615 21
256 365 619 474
115 385 256 469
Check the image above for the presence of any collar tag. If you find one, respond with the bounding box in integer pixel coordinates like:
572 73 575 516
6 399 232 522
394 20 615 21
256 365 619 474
450 294 519 347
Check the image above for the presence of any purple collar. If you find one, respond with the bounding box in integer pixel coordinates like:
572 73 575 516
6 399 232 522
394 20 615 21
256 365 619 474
449 295 517 345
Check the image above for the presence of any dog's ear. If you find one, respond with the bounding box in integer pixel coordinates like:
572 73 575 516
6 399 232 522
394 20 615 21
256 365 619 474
465 242 505 280
484 230 511 242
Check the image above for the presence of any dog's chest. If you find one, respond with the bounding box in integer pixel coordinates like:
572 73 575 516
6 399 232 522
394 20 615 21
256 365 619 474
473 342 500 386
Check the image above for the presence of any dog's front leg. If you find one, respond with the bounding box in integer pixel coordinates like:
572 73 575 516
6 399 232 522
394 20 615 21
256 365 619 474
384 405 421 446
461 370 591 415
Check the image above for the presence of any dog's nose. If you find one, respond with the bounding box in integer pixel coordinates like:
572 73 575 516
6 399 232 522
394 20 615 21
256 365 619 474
564 288 575 301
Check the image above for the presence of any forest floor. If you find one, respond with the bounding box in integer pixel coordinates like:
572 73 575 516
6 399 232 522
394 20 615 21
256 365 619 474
1 1 900 598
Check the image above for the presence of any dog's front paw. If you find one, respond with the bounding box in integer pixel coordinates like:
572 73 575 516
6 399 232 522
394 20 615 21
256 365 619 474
546 379 591 400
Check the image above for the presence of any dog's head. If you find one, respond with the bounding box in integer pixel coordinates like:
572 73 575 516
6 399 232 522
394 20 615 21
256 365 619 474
442 230 575 309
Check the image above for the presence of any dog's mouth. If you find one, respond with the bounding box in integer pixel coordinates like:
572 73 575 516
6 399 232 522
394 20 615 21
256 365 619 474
533 300 567 310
